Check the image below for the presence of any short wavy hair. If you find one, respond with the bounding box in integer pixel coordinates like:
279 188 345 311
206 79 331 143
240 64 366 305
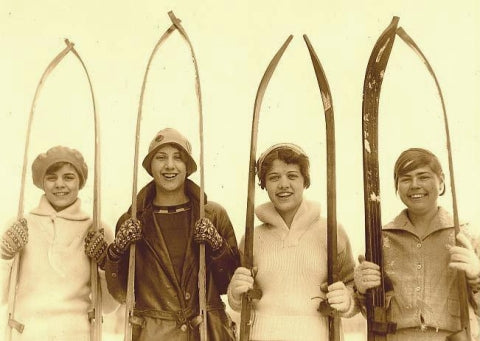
393 148 445 196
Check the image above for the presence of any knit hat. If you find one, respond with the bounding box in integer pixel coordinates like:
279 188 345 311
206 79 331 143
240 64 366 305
32 146 88 190
142 128 197 177
256 143 307 176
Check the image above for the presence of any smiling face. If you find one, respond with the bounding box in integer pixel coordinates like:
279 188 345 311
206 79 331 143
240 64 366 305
150 144 187 195
265 159 305 224
43 163 80 211
397 165 444 217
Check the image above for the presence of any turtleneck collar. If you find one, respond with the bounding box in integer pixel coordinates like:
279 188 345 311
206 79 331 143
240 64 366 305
30 195 90 221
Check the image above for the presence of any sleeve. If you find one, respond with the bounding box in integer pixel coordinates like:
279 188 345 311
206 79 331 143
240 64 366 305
103 212 131 304
336 223 360 318
205 202 241 295
461 223 480 315
0 217 21 305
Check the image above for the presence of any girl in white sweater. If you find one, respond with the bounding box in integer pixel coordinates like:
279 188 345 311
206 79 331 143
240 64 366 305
1 146 118 341
227 143 359 340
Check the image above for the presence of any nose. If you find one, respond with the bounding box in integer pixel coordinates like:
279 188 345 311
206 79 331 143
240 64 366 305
411 177 420 188
55 178 65 188
278 175 289 189
165 156 175 169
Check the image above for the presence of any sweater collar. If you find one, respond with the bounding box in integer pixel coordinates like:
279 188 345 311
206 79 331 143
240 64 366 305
255 199 320 247
30 195 90 221
383 206 453 239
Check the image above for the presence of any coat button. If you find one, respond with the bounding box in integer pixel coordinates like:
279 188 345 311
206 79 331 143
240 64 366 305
415 286 421 292
185 292 191 300
416 243 422 248
111 273 117 278
416 264 422 270
180 324 187 332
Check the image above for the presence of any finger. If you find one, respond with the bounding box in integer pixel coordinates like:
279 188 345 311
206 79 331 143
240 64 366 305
357 268 381 276
233 273 254 284
359 261 380 270
448 262 469 272
449 252 472 264
234 267 253 276
327 281 346 291
320 282 328 292
456 233 473 250
358 254 366 263
328 295 348 304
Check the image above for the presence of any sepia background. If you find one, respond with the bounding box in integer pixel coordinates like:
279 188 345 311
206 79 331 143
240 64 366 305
1 0 479 339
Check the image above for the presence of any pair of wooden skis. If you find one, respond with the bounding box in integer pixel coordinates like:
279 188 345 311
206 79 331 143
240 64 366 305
240 16 471 341
6 41 103 341
239 35 340 341
124 11 209 341
363 17 472 341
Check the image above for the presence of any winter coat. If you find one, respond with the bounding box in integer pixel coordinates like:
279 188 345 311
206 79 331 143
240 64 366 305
356 207 480 340
104 179 240 341
228 199 359 341
0 195 118 341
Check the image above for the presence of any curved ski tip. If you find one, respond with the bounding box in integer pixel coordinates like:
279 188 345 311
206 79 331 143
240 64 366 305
285 34 294 43
63 38 75 49
391 16 400 25
168 10 181 25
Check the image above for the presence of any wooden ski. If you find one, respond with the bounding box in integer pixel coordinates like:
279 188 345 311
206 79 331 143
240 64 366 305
303 34 340 341
396 27 472 341
361 17 399 341
67 39 103 341
125 20 178 341
167 11 208 341
239 35 293 341
5 42 74 341
5 40 102 341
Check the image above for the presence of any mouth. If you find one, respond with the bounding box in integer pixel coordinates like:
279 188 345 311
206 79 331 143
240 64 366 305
276 192 293 199
53 192 69 197
408 193 426 200
162 173 178 180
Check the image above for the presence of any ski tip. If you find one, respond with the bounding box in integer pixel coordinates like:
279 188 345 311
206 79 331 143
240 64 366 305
168 10 182 25
63 38 75 49
391 16 400 25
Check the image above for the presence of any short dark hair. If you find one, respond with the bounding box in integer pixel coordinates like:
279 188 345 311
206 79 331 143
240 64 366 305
257 148 310 189
394 148 445 195
45 162 79 176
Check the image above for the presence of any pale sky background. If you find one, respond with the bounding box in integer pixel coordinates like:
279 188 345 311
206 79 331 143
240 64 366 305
0 0 479 339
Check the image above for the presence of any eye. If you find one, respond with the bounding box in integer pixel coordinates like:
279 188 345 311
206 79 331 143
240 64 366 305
173 154 182 161
268 175 279 182
155 154 166 160
288 173 299 180
45 175 57 182
64 174 77 181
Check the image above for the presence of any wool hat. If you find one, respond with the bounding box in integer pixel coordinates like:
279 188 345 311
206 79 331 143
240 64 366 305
256 143 307 176
142 128 197 177
32 146 88 190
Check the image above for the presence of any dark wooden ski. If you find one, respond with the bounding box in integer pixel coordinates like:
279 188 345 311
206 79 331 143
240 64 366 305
303 34 340 341
239 35 293 341
396 27 472 341
361 16 399 341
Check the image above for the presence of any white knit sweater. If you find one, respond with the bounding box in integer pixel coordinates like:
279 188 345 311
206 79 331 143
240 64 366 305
1 195 117 341
228 200 358 341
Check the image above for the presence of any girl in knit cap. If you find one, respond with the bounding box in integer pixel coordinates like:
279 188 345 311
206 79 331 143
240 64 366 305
0 145 118 341
227 143 359 340
103 127 240 340
354 148 480 340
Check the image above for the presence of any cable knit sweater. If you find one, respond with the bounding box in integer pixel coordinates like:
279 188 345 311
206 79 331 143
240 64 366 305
1 195 118 341
228 200 358 340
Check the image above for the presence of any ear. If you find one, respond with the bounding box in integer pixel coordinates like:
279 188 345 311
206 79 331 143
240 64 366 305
438 173 445 195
